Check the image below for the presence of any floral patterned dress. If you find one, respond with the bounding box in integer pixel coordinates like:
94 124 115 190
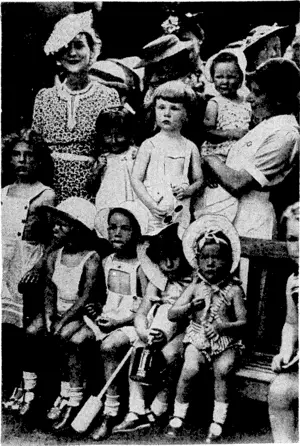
201 95 252 162
32 79 120 203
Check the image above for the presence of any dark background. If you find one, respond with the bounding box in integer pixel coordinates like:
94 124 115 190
1 1 299 135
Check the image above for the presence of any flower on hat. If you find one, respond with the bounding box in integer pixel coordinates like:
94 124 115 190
44 10 101 61
162 15 180 35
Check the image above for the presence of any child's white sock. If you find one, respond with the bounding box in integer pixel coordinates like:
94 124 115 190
151 396 168 417
212 401 229 425
68 386 84 407
23 371 37 390
60 381 70 398
129 380 145 415
103 394 120 417
173 399 189 419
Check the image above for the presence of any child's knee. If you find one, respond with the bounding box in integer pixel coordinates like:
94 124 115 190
269 375 297 410
100 331 127 356
70 327 93 346
162 343 182 365
213 350 236 380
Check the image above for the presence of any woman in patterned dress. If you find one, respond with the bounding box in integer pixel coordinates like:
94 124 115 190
32 11 120 203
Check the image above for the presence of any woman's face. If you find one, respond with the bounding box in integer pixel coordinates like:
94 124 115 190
11 142 38 180
59 33 91 74
255 35 281 68
286 218 299 266
247 81 272 124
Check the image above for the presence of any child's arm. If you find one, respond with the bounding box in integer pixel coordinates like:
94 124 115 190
134 282 157 343
207 285 247 339
172 145 204 200
204 100 247 144
272 290 298 372
168 280 198 321
44 251 58 333
131 141 167 219
85 155 107 195
53 252 102 336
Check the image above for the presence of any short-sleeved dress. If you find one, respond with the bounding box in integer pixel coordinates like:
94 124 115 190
201 95 252 161
197 114 300 239
32 79 120 203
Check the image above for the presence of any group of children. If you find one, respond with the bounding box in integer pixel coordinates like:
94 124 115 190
1 45 298 443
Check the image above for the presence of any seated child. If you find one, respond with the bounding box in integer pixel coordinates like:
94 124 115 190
201 51 252 162
166 215 247 443
90 106 137 210
131 80 203 237
88 202 148 440
113 223 193 435
268 202 299 443
2 128 55 329
3 198 103 433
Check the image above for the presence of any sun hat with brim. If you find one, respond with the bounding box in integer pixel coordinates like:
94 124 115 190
95 201 149 240
182 214 241 274
204 48 248 83
39 197 96 235
44 10 101 60
134 34 194 68
90 59 140 93
244 23 289 52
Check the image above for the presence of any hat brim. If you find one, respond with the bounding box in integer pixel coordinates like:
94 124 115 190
182 214 241 273
134 40 194 68
244 25 290 52
38 204 94 236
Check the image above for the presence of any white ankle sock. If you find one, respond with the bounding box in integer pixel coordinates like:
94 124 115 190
173 399 189 420
103 394 120 417
212 401 228 425
60 381 70 398
68 386 84 407
23 371 37 391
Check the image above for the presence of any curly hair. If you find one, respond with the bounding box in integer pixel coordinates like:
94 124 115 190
1 128 54 187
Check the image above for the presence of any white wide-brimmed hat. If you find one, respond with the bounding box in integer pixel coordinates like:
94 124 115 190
244 23 289 52
40 197 96 234
95 201 149 239
44 10 101 61
182 214 241 273
204 48 248 83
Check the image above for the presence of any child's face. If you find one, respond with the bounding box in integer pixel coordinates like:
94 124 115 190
155 98 187 133
197 242 231 283
213 62 241 98
108 212 135 252
159 253 181 277
11 142 38 179
102 128 129 154
286 219 299 266
53 216 74 243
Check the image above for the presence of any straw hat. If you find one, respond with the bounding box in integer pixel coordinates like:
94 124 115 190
90 59 140 94
44 10 101 60
134 34 194 68
40 197 96 234
204 48 248 83
95 201 149 239
182 214 241 274
244 23 289 52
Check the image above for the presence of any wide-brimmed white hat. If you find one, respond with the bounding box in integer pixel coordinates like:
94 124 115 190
134 34 194 68
95 201 149 239
44 10 101 61
204 48 248 83
244 23 289 52
41 197 96 234
182 214 241 274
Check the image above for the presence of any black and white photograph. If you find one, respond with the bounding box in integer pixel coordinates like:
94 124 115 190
1 1 299 444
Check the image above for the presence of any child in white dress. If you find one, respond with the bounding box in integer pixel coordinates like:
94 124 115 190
131 80 203 237
201 51 252 162
2 129 55 329
92 106 137 211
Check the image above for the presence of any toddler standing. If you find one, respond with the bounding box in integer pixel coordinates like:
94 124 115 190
166 215 247 442
91 106 137 211
201 51 252 162
131 80 203 237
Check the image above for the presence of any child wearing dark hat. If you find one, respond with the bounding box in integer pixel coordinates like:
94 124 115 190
166 215 247 443
113 223 193 434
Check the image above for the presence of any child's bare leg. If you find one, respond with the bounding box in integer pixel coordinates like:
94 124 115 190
268 372 298 443
207 347 238 443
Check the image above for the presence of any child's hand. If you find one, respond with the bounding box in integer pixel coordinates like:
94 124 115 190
149 203 168 219
271 352 293 373
171 185 189 200
97 316 118 331
137 327 149 344
149 328 167 346
92 155 107 176
131 148 138 160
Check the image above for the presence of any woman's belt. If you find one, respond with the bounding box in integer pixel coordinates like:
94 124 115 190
51 151 94 162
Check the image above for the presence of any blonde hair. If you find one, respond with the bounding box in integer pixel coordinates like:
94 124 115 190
152 80 197 113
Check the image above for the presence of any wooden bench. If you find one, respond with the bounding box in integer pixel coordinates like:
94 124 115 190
235 237 291 402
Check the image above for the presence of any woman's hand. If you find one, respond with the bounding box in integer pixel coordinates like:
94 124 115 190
171 185 190 200
148 328 167 346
